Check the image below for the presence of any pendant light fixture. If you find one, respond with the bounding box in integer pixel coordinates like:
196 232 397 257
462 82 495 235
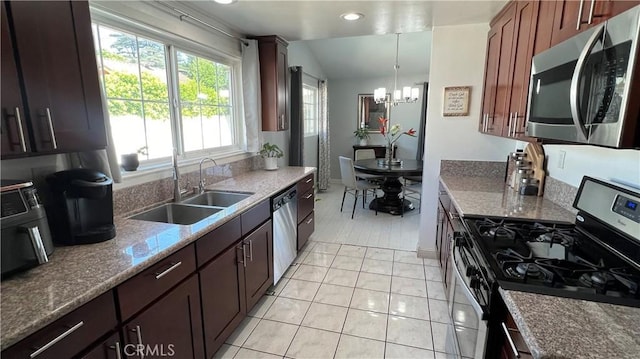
374 33 420 107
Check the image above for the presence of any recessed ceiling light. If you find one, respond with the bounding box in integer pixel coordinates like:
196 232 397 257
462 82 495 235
214 0 236 4
341 13 364 21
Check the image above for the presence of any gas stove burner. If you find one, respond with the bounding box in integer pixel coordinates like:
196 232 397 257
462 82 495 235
487 226 516 241
516 263 540 277
579 272 613 288
532 229 576 247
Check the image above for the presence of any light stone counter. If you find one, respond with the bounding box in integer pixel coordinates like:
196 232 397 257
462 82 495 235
0 167 315 350
439 175 576 223
500 289 640 359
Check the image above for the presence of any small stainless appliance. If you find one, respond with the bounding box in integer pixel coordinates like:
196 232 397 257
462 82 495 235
46 169 116 245
272 186 297 284
1 180 54 278
526 5 640 148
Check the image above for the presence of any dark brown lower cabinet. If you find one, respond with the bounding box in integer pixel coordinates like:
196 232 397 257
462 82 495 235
200 241 247 358
123 275 204 359
80 332 122 359
244 220 273 311
297 211 314 251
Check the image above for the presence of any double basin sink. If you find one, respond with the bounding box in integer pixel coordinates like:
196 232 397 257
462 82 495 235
130 191 253 225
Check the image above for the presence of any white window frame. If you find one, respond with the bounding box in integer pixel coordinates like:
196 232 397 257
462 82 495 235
90 11 246 173
302 81 319 137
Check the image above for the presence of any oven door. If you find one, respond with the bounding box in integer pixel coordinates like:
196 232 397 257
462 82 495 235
450 239 488 359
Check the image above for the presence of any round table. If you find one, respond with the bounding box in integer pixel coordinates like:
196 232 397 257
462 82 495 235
353 159 423 215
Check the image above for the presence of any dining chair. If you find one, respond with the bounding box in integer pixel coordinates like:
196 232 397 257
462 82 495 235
402 176 422 217
354 149 385 183
339 156 379 219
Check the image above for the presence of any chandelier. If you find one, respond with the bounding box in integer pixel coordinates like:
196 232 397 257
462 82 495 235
374 33 420 106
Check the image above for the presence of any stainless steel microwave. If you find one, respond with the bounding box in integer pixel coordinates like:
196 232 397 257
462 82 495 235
526 5 640 148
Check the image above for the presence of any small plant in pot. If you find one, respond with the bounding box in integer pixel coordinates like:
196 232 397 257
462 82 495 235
120 146 147 172
353 127 370 146
259 142 283 171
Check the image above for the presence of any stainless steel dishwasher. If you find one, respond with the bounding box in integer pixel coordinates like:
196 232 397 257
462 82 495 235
272 186 297 284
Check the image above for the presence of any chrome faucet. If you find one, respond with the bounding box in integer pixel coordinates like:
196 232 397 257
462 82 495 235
172 149 182 202
198 157 218 194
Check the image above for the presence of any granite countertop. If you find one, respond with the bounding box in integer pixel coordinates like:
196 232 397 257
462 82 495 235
500 289 640 359
439 175 576 223
0 167 315 350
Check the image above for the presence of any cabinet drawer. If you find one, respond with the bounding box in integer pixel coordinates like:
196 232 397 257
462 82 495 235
196 217 242 267
117 244 196 321
297 188 314 222
297 174 314 194
297 211 314 251
3 291 117 359
241 200 270 237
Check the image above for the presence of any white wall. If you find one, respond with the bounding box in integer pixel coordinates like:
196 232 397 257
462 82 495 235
328 75 427 179
418 24 517 253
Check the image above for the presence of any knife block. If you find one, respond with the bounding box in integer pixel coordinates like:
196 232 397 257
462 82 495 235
523 143 545 196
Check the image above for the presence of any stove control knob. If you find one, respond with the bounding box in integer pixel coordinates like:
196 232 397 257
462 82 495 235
455 235 467 248
466 266 478 277
470 276 481 290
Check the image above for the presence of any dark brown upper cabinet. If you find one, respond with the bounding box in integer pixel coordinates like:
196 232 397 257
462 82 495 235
255 35 289 131
1 1 106 158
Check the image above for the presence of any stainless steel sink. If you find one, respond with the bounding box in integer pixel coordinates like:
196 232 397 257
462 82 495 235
181 191 253 207
130 203 222 225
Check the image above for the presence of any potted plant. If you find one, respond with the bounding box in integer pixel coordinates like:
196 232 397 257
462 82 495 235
120 146 147 172
259 142 284 170
353 127 370 146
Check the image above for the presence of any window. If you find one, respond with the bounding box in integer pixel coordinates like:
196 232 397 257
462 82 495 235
92 22 241 165
303 84 318 136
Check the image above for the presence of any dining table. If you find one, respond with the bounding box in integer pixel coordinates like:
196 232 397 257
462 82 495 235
353 159 423 215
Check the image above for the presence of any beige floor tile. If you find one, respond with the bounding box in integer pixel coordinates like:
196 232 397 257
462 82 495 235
334 334 385 359
393 262 426 280
385 343 436 359
342 308 388 341
389 293 430 320
285 327 340 359
225 316 260 346
212 344 239 359
323 268 359 287
242 319 299 356
271 278 289 296
331 255 364 271
424 258 440 267
391 276 427 297
313 283 354 307
387 315 433 350
431 322 459 354
301 302 348 332
303 252 335 267
248 295 276 318
394 250 424 265
355 272 391 292
279 279 321 301
234 348 282 359
282 265 299 279
337 244 367 258
361 258 393 275
365 247 395 261
310 242 341 255
425 266 444 281
291 264 328 282
429 299 451 324
263 297 311 325
292 251 310 265
426 280 447 300
349 288 389 313
434 352 459 359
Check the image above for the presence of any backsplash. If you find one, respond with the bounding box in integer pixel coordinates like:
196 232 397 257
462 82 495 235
440 160 506 178
113 156 264 218
542 176 579 214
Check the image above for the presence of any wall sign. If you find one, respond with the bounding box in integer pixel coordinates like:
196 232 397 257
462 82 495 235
443 86 471 116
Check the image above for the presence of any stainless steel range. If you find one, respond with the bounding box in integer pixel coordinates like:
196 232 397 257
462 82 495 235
448 176 640 358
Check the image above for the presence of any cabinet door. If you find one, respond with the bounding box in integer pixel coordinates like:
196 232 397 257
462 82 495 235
8 1 106 153
550 0 608 46
80 332 122 359
490 4 517 137
123 275 204 359
443 218 455 291
276 41 289 131
200 241 246 358
244 220 273 311
480 25 501 134
436 201 445 267
1 2 29 156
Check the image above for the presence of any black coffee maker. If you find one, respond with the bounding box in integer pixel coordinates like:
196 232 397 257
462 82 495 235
46 169 116 245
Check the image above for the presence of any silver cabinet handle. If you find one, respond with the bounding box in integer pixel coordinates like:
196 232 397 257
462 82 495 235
14 107 27 152
109 342 123 359
507 112 513 137
23 226 49 264
154 261 182 280
587 0 596 24
131 325 144 358
501 322 521 358
306 217 313 225
577 0 585 30
481 114 486 132
44 108 57 149
249 240 253 262
30 321 84 358
305 178 312 183
304 193 313 199
237 245 246 267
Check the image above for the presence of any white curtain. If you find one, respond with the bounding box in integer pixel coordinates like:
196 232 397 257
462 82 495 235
318 80 330 191
242 39 262 153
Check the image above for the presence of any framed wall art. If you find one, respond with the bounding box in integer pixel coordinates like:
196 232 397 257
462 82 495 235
443 86 470 117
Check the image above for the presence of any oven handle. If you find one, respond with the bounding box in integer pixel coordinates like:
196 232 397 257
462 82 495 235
451 242 486 317
570 24 605 142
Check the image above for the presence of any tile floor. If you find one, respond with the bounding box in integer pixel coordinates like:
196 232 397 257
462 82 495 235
213 185 453 358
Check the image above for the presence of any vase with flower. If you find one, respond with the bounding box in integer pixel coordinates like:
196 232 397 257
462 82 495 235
378 117 416 165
